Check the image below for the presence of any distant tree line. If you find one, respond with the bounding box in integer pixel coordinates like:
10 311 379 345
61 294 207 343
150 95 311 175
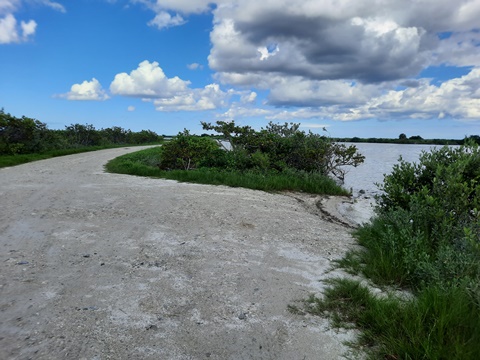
0 109 163 155
335 134 480 145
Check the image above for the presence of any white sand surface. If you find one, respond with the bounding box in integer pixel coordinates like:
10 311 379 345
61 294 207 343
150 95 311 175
1 147 360 360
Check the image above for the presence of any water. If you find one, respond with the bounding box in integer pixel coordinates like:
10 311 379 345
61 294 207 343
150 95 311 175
341 143 449 197
221 140 449 198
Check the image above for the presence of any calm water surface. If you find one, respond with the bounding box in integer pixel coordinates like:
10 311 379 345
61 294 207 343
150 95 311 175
342 143 450 197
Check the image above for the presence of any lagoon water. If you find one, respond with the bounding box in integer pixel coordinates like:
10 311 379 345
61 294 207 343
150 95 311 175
342 143 448 197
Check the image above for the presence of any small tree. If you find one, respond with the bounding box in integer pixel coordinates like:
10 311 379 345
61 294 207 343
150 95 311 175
158 130 220 170
201 120 364 181
0 110 52 154
201 120 255 151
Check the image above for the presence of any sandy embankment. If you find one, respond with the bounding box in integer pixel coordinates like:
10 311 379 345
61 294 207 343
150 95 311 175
1 147 366 360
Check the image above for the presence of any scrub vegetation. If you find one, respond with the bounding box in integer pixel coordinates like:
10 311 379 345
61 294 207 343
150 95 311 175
0 109 163 167
297 142 480 359
106 121 365 195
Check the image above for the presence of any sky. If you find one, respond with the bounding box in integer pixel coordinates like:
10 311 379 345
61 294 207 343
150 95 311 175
1 0 479 139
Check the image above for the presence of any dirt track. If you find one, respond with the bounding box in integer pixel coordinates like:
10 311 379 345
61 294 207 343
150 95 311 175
0 147 356 359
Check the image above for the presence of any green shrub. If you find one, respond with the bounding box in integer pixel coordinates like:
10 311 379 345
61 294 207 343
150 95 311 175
303 142 480 359
201 120 365 180
379 142 480 215
158 130 220 170
1 109 163 156
352 141 480 290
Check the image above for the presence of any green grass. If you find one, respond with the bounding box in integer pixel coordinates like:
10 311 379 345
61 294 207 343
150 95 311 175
0 143 161 168
297 209 480 359
303 278 480 359
105 147 350 195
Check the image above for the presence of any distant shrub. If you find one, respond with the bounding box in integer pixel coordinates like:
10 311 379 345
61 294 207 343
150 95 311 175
158 130 220 170
0 109 163 155
201 120 364 180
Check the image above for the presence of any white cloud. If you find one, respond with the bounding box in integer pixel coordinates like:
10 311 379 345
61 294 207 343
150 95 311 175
364 68 480 120
218 105 273 120
240 91 257 104
0 1 19 14
60 78 110 101
1 0 65 13
110 2 480 125
432 32 480 67
239 68 480 123
0 0 64 44
187 62 203 70
131 0 213 14
132 0 214 29
128 1 480 83
110 60 190 97
153 83 229 111
257 44 279 61
0 13 36 43
0 13 18 43
127 105 135 111
201 0 480 99
37 0 66 13
20 19 36 37
148 11 185 29
110 60 231 111
268 78 381 107
299 123 330 129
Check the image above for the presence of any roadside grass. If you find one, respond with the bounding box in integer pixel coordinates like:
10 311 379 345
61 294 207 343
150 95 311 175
296 143 480 360
301 278 480 360
300 217 480 360
105 147 350 195
0 143 161 169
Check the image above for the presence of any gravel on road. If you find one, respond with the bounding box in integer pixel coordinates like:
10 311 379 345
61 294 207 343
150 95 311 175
1 147 357 360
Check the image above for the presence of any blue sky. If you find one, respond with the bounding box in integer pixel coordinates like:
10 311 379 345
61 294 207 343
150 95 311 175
1 0 479 138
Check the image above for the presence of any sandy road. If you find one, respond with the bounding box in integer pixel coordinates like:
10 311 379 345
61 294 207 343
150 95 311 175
0 147 356 360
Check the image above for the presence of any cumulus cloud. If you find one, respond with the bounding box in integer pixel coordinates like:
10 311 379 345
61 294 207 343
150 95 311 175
110 60 231 111
242 68 480 122
240 91 257 104
152 83 229 111
59 78 110 101
20 18 36 37
0 13 36 43
128 1 480 84
267 78 381 107
0 0 64 44
218 104 274 120
110 60 190 97
0 13 19 43
148 11 185 29
364 68 480 120
208 1 437 85
115 1 480 123
132 0 213 29
432 32 480 67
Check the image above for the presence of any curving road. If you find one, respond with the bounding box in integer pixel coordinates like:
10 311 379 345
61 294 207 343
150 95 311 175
0 147 356 360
